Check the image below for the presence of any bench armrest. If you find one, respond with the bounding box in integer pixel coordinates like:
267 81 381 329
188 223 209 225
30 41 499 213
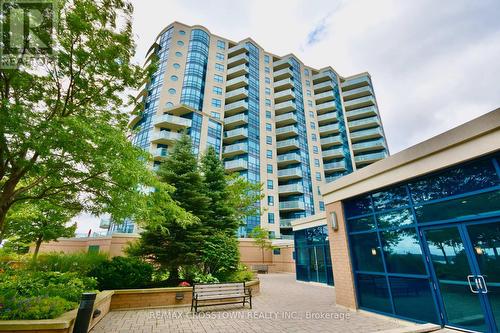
245 287 252 296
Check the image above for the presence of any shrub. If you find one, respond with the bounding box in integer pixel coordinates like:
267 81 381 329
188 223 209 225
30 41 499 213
89 256 154 290
0 296 76 320
28 252 109 275
192 272 219 284
228 264 255 282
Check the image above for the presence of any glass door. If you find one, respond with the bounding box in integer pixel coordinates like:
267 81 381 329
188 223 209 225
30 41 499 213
307 246 328 283
423 221 499 333
308 247 319 282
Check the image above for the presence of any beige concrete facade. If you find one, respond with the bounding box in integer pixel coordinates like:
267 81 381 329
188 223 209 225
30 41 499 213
320 108 500 309
32 235 296 273
129 21 389 238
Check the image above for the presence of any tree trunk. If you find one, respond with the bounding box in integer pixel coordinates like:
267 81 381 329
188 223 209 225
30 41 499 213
261 248 265 264
33 236 43 261
0 207 7 244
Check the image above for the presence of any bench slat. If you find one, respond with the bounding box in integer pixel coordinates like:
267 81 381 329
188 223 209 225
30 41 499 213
195 286 244 291
197 293 247 300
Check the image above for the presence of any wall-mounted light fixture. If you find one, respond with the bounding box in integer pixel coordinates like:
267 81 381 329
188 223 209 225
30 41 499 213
330 211 338 231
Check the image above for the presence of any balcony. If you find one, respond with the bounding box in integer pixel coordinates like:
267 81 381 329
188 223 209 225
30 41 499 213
324 160 347 172
99 218 110 229
222 142 248 158
352 139 386 153
153 114 191 129
226 76 249 92
227 53 249 69
227 64 249 80
151 131 182 144
223 127 248 143
312 71 335 84
350 127 383 143
135 85 147 102
315 91 335 104
317 112 337 125
273 68 293 81
273 58 292 71
322 147 344 159
274 89 295 103
277 152 301 166
275 112 297 127
224 158 248 172
150 147 169 161
278 183 304 196
224 100 248 116
316 100 336 114
342 75 370 91
344 95 376 111
273 78 294 92
278 167 302 180
279 200 306 211
227 43 247 57
354 151 388 165
129 113 143 128
274 100 296 115
165 103 196 116
276 138 300 153
313 81 334 94
320 135 342 148
342 85 373 101
348 116 380 131
280 218 294 228
276 125 298 139
224 113 248 129
345 106 378 120
225 87 248 104
319 123 340 136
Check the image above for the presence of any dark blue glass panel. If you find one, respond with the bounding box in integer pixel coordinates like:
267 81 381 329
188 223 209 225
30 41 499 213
350 232 384 272
409 158 499 203
295 246 309 282
376 209 414 229
347 216 376 232
389 277 439 323
414 190 500 223
372 185 410 211
380 228 426 275
356 274 392 313
344 195 372 218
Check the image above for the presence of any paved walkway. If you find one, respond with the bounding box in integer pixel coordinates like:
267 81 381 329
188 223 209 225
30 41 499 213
91 273 409 333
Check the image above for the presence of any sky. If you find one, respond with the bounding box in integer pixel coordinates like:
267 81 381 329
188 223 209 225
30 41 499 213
77 0 500 233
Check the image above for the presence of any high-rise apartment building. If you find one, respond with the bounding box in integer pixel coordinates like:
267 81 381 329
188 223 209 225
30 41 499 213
128 22 389 238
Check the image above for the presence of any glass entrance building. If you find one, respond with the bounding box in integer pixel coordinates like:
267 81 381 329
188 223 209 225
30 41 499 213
322 109 500 332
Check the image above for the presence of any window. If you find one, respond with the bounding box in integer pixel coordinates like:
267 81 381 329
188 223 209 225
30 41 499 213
265 77 271 84
166 102 174 108
304 68 309 76
177 40 184 46
316 172 322 181
265 66 270 74
170 75 178 81
265 99 271 106
314 158 320 167
173 63 181 69
210 112 220 119
216 52 224 61
264 55 270 64
310 122 316 129
319 201 325 211
268 212 275 224
213 86 223 95
211 98 221 107
269 231 276 239
317 186 321 195
266 110 272 119
266 149 272 158
268 195 274 206
168 88 176 95
214 74 223 83
306 80 310 87
179 30 186 35
217 40 225 50
311 133 317 141
215 63 224 72
88 245 99 254
267 164 273 173
266 123 272 131
265 87 271 95
307 90 311 96
267 180 274 189
266 136 272 144
307 100 313 107
175 51 182 57
309 111 314 117
313 146 319 154
273 248 281 255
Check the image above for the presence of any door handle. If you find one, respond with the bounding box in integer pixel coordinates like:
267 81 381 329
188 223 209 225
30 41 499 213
467 275 480 294
477 275 488 294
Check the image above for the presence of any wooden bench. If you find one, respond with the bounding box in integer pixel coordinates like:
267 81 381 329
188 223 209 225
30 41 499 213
251 264 268 274
191 282 252 313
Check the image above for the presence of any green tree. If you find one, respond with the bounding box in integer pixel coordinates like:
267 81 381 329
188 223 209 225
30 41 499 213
249 227 273 264
200 232 240 280
0 0 159 242
4 201 77 259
